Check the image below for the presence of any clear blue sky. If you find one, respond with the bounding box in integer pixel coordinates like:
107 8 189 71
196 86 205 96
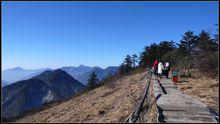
2 1 218 70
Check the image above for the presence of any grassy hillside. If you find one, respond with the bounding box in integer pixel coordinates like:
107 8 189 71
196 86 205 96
15 71 148 123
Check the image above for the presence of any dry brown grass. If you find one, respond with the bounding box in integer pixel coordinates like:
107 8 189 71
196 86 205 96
142 77 157 123
16 72 148 123
176 76 219 112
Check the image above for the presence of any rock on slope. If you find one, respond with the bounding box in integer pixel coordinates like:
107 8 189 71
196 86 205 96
15 71 147 123
2 69 86 119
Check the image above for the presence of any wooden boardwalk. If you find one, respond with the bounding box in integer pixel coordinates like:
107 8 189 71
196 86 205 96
153 75 218 123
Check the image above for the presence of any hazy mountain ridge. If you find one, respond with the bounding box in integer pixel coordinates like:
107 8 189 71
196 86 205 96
2 80 9 87
2 67 51 84
2 69 86 119
62 66 119 85
3 65 118 86
60 65 93 77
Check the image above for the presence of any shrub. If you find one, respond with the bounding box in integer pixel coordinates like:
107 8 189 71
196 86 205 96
162 49 182 67
197 51 219 78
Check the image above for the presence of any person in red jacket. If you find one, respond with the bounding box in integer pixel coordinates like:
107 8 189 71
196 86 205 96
153 59 158 75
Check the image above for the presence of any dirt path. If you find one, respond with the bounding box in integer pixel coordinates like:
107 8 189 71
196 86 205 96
16 72 148 123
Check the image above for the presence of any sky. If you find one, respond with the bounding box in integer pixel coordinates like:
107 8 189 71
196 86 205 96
2 1 219 70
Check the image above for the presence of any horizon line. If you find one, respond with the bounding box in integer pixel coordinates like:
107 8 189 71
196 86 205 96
2 64 119 71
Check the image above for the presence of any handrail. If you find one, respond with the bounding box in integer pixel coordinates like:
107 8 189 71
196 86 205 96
128 73 151 123
207 107 219 122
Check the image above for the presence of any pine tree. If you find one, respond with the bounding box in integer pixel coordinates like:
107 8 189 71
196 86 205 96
177 31 197 57
119 63 126 75
132 54 138 68
124 55 133 73
148 43 160 63
139 44 161 68
87 72 99 88
195 30 218 55
158 40 176 60
139 46 148 68
214 24 219 46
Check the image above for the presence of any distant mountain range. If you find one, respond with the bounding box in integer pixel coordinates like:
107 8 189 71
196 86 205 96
74 66 119 85
1 65 119 119
2 80 9 87
60 65 93 77
2 67 51 84
61 65 119 85
2 69 86 119
2 65 119 86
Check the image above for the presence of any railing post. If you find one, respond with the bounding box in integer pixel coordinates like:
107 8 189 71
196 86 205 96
128 73 151 123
